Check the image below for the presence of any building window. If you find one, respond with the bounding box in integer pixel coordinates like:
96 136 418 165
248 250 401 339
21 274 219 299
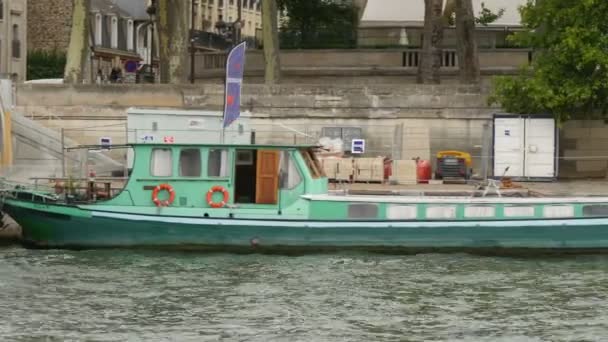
229 0 234 5
111 16 119 49
0 0 4 20
256 1 261 11
95 14 103 45
279 151 302 190
208 149 231 177
179 149 201 177
249 0 254 9
11 24 20 59
150 148 173 177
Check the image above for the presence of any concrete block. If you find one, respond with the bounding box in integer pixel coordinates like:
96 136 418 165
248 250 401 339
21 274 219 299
576 139 608 151
576 161 607 172
563 127 592 140
590 127 608 139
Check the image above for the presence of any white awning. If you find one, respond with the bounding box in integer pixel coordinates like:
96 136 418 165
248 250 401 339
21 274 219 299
360 0 526 28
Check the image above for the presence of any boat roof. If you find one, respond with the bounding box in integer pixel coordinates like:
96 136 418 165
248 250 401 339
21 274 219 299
67 143 318 151
130 143 317 149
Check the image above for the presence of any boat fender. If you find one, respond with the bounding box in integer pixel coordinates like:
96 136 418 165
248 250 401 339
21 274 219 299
207 186 229 208
152 184 176 207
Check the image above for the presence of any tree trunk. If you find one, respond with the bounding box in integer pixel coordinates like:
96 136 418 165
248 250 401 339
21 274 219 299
157 0 189 84
64 0 90 84
262 0 281 84
417 0 444 84
455 0 480 84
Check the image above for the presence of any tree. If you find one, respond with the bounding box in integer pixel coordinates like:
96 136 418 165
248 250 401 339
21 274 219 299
489 0 608 121
418 0 444 84
263 0 281 84
156 0 189 84
417 0 502 84
64 0 90 84
455 0 480 84
277 0 358 49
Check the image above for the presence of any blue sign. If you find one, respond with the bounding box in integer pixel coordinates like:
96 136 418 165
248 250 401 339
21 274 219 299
100 137 111 150
125 60 138 73
223 41 247 128
351 139 365 154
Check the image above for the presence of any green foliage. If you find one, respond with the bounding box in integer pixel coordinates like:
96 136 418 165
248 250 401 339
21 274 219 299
276 0 358 49
27 50 67 80
489 0 608 121
475 2 505 26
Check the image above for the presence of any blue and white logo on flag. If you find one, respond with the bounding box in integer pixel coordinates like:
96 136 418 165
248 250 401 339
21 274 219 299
223 41 247 128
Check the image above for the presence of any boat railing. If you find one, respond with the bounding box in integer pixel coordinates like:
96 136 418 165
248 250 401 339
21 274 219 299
27 177 129 202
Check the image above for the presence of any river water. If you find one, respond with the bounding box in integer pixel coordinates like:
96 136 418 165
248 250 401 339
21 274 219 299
1 247 608 342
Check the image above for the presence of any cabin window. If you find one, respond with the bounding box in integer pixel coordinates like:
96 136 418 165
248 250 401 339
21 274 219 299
386 205 417 219
150 148 173 177
582 205 608 217
543 205 574 218
300 148 325 179
208 149 231 177
504 206 535 217
279 151 302 189
348 203 378 219
426 206 457 219
179 149 201 177
464 206 495 218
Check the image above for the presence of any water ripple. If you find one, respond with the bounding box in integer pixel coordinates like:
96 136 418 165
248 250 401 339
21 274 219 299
1 248 608 341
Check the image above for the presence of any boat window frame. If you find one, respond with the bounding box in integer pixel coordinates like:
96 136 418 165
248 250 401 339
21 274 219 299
149 147 174 177
279 150 303 190
300 148 325 179
348 203 379 219
178 148 202 177
207 148 232 178
582 204 608 217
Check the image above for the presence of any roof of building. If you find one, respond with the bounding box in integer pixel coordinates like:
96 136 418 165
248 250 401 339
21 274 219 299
91 0 131 17
112 0 150 20
91 0 149 20
360 0 526 28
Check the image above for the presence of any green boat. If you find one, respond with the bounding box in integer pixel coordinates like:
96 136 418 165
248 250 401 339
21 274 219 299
3 142 608 252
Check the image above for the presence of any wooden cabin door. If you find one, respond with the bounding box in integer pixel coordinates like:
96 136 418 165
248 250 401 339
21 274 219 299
255 150 280 204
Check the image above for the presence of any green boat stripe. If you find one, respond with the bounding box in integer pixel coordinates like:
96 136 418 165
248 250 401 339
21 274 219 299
91 211 608 229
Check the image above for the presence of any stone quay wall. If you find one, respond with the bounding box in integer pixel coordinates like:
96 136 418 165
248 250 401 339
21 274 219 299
13 83 606 179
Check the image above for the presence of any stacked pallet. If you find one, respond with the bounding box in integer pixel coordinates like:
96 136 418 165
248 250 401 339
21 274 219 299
389 160 418 185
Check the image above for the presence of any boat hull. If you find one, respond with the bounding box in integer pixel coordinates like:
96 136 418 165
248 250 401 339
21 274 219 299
5 199 608 251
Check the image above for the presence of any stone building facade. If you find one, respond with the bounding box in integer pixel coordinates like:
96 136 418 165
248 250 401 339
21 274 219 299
0 0 28 81
27 0 72 52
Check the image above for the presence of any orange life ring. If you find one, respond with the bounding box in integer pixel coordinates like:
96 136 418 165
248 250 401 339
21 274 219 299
207 185 229 208
152 184 175 207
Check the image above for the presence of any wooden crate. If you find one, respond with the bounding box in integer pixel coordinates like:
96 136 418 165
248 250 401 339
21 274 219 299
354 157 384 183
320 157 354 181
